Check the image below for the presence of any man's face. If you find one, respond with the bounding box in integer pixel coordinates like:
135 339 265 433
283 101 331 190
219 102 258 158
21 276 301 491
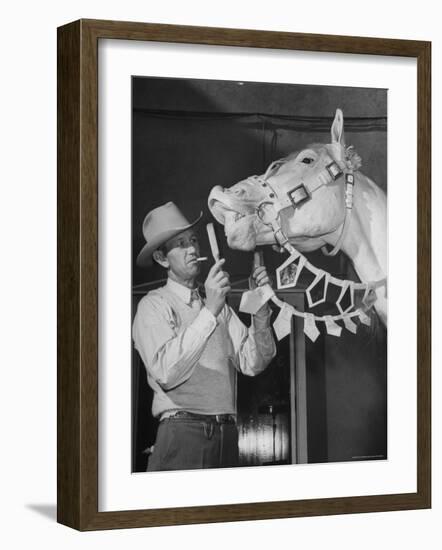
161 228 201 282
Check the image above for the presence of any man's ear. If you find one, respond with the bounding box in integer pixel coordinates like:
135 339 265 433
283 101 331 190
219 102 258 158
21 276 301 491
152 249 169 269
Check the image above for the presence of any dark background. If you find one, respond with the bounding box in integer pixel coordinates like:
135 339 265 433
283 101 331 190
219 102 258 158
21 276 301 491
132 76 387 471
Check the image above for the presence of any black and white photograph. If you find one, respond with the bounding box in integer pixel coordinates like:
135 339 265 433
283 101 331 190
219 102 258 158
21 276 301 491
131 76 388 473
2 0 435 542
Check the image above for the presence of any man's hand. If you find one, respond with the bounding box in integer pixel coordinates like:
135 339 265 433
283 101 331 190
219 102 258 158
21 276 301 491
204 258 231 317
250 266 272 289
250 265 273 317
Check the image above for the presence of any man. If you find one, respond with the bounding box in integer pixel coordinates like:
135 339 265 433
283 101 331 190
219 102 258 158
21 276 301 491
133 201 276 471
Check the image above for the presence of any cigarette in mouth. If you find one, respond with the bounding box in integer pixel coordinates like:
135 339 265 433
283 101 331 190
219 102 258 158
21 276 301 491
196 257 208 262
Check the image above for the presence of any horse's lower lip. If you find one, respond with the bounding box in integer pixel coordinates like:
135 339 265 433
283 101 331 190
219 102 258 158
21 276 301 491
208 191 251 224
215 202 250 222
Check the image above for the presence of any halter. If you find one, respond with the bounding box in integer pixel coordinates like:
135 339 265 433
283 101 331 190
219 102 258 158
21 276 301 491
253 143 357 256
235 144 386 342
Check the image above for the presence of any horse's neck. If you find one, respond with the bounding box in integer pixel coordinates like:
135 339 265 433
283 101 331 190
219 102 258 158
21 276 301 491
337 173 387 284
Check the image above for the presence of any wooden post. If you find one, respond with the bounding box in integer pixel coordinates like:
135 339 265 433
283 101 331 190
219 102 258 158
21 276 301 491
289 317 297 463
294 294 308 463
288 291 308 464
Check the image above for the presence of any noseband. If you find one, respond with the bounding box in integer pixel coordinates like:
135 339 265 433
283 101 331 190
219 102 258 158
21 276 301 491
253 144 359 256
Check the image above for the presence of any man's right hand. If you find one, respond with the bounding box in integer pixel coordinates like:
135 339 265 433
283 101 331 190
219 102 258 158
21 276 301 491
204 258 231 317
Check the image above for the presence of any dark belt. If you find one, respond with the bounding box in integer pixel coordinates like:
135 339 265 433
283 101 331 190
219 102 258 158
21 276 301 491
165 411 236 424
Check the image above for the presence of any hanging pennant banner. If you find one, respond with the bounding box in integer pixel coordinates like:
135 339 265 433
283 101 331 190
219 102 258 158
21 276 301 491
343 316 358 334
239 284 274 315
336 281 354 315
358 309 372 326
306 271 330 308
324 315 342 337
276 252 306 290
272 303 294 341
304 313 320 342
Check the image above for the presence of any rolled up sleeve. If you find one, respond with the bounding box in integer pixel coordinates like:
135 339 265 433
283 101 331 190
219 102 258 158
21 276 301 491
223 304 276 377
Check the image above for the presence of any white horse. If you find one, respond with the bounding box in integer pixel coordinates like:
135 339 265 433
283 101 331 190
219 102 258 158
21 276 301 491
208 109 387 324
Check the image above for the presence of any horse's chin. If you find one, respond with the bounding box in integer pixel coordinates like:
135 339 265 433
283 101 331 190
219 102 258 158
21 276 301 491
226 234 257 251
224 214 258 251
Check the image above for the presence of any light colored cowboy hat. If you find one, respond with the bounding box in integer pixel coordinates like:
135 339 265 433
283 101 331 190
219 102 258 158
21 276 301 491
136 201 203 267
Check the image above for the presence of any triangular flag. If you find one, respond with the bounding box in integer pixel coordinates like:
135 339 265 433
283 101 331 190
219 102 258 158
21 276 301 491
276 254 306 289
336 281 354 315
304 313 320 342
358 309 372 326
239 284 274 315
324 315 342 337
306 272 330 308
362 285 377 309
343 316 358 334
272 303 294 341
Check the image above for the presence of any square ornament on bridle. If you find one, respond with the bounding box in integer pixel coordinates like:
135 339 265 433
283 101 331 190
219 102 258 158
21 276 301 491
287 159 343 209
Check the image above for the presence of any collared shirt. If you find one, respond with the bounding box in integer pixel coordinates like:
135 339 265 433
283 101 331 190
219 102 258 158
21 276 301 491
132 278 276 417
165 279 203 311
165 278 197 304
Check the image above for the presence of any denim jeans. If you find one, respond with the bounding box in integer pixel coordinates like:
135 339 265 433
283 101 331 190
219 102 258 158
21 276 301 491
147 416 239 471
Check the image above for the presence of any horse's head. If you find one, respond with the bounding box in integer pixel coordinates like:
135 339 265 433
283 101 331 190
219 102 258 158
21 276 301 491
208 109 361 253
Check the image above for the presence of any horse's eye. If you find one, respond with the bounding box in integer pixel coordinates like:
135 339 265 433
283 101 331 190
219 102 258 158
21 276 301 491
302 157 314 164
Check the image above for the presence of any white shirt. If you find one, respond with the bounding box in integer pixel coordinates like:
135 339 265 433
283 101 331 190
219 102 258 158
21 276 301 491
132 278 276 417
166 278 203 308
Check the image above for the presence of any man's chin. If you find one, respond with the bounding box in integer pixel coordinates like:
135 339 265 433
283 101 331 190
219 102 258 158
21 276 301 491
187 261 201 274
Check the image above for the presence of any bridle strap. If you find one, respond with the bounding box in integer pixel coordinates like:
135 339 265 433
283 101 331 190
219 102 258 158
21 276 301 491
254 153 344 215
321 171 355 256
254 148 355 257
320 212 350 256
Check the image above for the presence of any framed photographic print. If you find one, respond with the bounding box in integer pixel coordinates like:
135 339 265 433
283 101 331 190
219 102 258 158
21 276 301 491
57 19 431 530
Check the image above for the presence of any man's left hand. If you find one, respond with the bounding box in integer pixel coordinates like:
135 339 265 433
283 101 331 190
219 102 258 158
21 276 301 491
251 265 271 288
249 266 273 317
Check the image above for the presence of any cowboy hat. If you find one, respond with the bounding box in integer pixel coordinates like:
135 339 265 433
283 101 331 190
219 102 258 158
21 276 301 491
136 202 203 267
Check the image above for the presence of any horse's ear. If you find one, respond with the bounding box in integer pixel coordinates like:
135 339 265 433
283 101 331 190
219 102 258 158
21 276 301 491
331 108 345 146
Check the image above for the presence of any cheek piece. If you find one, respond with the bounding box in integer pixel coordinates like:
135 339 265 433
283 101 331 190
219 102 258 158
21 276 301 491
252 144 360 257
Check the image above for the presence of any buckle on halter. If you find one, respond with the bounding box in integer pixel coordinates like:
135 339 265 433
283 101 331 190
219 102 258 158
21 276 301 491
288 184 311 208
326 161 343 181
